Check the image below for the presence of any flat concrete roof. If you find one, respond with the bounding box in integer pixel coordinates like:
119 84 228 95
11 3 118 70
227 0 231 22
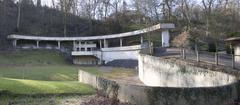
225 37 240 42
8 23 175 41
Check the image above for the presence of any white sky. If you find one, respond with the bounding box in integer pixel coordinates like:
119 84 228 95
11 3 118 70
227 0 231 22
40 0 133 7
41 0 55 6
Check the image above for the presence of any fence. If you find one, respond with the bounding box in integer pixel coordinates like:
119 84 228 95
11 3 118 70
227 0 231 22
179 48 239 69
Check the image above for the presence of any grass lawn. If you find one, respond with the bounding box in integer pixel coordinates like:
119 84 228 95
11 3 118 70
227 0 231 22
80 66 137 79
0 77 94 95
0 66 79 81
0 50 95 96
0 49 136 104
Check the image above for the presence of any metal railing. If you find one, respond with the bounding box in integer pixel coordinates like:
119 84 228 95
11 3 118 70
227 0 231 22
179 48 239 69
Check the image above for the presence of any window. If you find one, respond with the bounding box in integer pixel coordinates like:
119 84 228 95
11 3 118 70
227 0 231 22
81 48 85 51
87 48 91 51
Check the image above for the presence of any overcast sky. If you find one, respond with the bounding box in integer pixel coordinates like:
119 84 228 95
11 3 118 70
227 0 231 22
40 0 133 7
41 0 54 6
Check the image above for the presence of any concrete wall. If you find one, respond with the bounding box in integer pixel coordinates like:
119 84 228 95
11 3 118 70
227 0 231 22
101 45 141 63
73 56 99 65
79 69 238 105
235 44 240 66
138 54 237 87
78 70 150 105
161 30 170 47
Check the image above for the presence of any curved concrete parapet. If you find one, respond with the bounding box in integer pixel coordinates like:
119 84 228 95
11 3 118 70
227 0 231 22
79 53 239 105
8 23 175 41
138 54 237 87
79 68 238 105
138 54 238 105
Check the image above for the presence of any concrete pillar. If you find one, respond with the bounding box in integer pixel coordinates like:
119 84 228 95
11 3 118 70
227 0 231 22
85 42 87 51
99 40 102 49
162 30 170 47
234 44 240 66
57 41 61 49
13 39 18 47
79 41 81 46
141 36 144 44
73 41 76 51
104 39 108 48
120 38 123 47
36 40 40 48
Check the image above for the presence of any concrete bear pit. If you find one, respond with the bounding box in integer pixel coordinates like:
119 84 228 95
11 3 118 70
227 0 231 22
79 54 239 105
136 54 238 105
139 54 237 88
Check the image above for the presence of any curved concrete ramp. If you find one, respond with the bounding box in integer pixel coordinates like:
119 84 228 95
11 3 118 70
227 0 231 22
8 23 174 41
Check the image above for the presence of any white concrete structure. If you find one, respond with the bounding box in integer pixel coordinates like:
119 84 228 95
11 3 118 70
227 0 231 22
102 45 141 63
226 37 240 68
234 44 240 66
139 54 237 87
162 30 170 47
8 23 175 65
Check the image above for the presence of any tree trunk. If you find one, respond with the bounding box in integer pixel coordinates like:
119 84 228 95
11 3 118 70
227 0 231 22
17 0 22 32
215 42 218 65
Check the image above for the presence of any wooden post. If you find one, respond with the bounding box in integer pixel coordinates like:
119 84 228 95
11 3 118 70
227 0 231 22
195 44 199 62
183 48 186 59
232 54 235 69
230 44 235 69
215 52 218 65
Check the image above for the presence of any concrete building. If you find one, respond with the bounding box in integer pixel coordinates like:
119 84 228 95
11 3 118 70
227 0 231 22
8 23 175 65
226 37 240 67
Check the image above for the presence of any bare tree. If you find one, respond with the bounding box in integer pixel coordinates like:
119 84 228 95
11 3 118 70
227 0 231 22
37 0 41 7
59 0 74 36
17 0 22 32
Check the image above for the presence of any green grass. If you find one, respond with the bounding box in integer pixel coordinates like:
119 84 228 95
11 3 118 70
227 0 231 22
80 67 137 79
0 50 68 66
0 77 95 95
0 66 78 81
80 67 103 76
104 68 136 79
0 49 95 96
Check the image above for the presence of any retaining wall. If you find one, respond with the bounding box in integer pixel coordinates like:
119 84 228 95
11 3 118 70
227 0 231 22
79 54 239 105
101 45 141 63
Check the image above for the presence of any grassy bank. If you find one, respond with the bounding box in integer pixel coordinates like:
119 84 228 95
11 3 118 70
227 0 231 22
0 50 95 96
0 77 94 95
